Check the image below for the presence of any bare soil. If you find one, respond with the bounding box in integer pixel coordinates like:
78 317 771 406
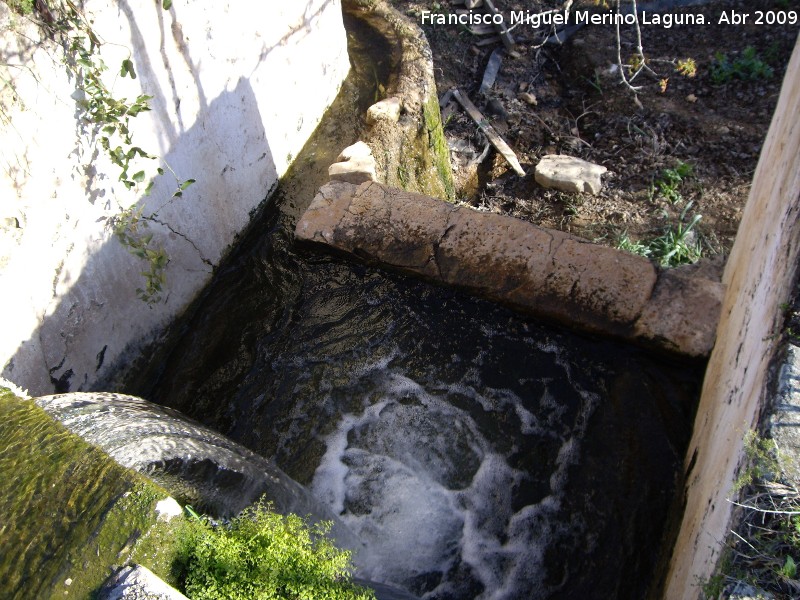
393 0 799 261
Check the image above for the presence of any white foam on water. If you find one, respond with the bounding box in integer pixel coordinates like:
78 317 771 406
309 361 599 599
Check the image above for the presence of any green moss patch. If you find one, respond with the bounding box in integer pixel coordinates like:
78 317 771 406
423 91 455 202
0 388 173 599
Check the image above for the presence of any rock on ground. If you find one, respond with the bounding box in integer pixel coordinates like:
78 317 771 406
535 154 608 195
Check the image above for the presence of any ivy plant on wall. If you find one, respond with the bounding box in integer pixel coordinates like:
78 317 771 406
2 0 194 303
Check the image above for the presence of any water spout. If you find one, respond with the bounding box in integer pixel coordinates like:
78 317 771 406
34 392 364 555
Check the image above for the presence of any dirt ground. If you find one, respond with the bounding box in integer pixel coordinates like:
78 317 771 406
393 0 799 263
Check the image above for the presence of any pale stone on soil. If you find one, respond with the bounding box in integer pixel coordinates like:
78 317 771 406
535 154 608 195
296 180 722 356
366 97 402 125
99 565 188 600
328 141 377 185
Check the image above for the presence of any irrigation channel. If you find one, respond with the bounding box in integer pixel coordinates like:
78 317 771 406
118 15 705 600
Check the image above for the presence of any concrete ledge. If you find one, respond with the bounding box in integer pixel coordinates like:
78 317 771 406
296 181 723 357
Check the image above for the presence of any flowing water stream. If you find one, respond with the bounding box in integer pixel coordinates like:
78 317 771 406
119 16 704 600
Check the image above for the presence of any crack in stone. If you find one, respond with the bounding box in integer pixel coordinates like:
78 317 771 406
431 211 457 279
150 217 213 267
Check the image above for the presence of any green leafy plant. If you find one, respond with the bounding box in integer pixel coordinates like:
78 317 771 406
675 58 697 78
648 213 703 267
710 46 774 84
781 556 797 579
652 161 693 205
175 502 375 600
703 431 800 598
616 213 703 267
109 207 168 303
6 0 194 303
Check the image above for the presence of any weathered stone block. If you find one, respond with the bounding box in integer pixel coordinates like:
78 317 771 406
634 268 725 357
546 238 657 330
366 97 402 125
296 180 722 356
535 154 608 195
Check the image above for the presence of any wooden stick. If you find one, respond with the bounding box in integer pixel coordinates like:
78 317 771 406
476 35 501 47
483 0 516 53
479 48 504 94
467 24 495 35
451 88 526 177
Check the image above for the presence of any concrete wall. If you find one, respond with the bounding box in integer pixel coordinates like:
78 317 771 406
664 37 800 598
0 0 350 395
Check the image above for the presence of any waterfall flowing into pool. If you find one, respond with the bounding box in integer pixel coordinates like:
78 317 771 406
32 392 365 556
117 22 704 600
141 232 700 598
127 138 701 600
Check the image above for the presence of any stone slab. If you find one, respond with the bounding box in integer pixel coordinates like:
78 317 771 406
535 154 608 195
770 344 800 483
634 268 725 357
99 565 189 600
296 180 723 356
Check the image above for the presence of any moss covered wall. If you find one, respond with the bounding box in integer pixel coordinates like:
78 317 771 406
0 388 182 598
344 0 455 201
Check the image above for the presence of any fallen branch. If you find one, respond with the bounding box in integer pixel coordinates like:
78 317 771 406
451 88 526 177
727 498 800 516
483 0 517 53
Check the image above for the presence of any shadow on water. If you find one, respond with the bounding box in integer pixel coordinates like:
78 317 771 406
120 13 705 600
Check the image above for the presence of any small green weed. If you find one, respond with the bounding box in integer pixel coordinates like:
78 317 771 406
675 58 698 78
711 47 774 84
397 164 410 189
3 0 33 14
701 564 728 599
584 73 603 94
649 214 703 267
175 501 375 600
616 213 703 267
652 161 693 205
703 431 800 598
616 232 652 258
735 429 780 491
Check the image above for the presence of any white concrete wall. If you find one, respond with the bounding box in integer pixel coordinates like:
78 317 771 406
0 0 349 395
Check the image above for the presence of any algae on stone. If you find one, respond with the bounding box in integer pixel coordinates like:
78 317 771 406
0 388 180 599
344 0 454 201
